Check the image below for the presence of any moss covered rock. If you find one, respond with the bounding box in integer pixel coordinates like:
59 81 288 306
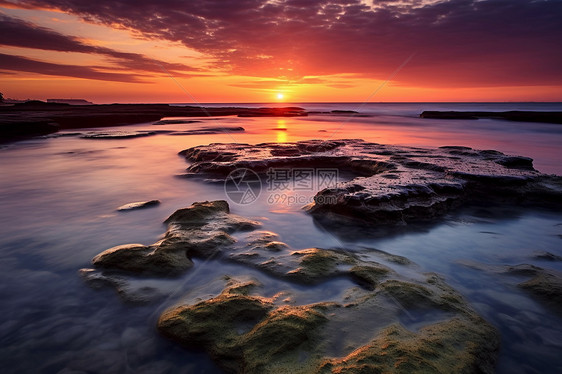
91 200 260 276
286 248 350 282
92 243 193 275
158 273 499 374
87 204 500 373
319 317 499 374
460 261 562 312
158 279 334 373
349 265 391 290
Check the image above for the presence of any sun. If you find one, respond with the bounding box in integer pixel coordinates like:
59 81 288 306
276 93 284 100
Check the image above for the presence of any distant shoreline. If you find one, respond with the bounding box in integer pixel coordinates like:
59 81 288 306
0 101 306 142
2 101 562 142
420 110 562 124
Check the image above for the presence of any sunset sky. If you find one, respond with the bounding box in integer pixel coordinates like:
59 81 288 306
1 0 561 103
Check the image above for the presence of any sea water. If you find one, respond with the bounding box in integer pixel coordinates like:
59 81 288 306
0 102 561 373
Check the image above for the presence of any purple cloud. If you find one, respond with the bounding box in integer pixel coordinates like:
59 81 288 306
2 0 561 87
0 14 198 78
0 52 144 82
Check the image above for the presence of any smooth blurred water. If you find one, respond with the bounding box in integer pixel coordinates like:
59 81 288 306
1 103 561 373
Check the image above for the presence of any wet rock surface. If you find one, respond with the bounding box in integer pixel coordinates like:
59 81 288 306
179 139 562 229
319 317 498 374
460 261 562 312
167 126 245 136
117 200 160 211
79 269 165 304
152 119 203 125
157 269 498 373
88 200 500 373
0 118 59 141
82 136 562 373
532 250 562 262
158 278 332 373
80 130 165 139
88 201 260 276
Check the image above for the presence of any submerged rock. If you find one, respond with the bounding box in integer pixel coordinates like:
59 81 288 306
179 139 562 229
158 279 331 373
319 318 498 374
152 119 202 125
460 261 562 312
504 264 562 311
158 273 499 374
116 200 160 211
517 268 562 310
88 202 499 372
532 251 562 262
167 126 245 136
80 130 163 139
229 232 397 287
79 268 164 304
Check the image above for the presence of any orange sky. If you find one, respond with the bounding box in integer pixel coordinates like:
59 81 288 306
1 0 561 103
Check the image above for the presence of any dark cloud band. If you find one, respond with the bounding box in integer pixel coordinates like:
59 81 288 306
2 0 561 86
0 13 197 80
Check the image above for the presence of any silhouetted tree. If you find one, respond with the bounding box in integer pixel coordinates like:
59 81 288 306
0 92 4 103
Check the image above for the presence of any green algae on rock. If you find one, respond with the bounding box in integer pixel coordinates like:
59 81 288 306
460 261 562 312
158 279 333 373
349 265 391 290
319 317 498 374
158 274 499 374
86 201 500 373
92 243 194 275
90 200 260 275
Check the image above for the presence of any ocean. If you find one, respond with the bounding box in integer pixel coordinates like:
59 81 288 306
0 102 561 373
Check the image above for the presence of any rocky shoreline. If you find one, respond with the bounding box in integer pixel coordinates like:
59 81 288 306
2 101 561 142
179 139 562 231
420 111 562 124
0 101 306 142
79 139 562 373
83 200 501 373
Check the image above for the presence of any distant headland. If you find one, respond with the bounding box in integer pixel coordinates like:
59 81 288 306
46 99 94 105
0 100 307 142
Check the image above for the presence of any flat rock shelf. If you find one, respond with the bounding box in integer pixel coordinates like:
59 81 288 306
81 139 562 374
180 139 562 230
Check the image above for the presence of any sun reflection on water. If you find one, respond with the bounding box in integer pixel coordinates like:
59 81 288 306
275 119 288 143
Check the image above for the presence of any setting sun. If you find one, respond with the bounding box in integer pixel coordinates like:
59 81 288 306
276 93 284 100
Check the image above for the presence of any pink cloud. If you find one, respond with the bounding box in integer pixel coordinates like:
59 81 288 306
2 0 562 87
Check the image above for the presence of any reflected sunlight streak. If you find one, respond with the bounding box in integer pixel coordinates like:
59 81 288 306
276 119 288 143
